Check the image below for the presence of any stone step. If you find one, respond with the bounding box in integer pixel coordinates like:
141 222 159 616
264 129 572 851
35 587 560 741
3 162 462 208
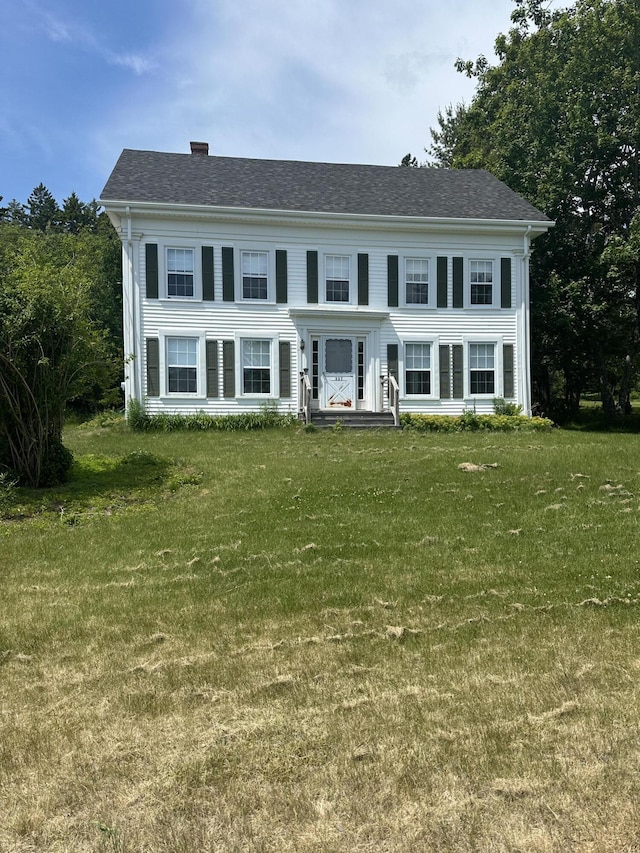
308 411 399 429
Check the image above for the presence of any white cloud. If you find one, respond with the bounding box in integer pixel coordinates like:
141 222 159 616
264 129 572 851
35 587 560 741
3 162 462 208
27 1 157 76
93 0 525 183
108 52 157 76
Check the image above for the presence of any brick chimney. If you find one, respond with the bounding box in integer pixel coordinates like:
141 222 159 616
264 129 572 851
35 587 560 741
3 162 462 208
190 141 209 155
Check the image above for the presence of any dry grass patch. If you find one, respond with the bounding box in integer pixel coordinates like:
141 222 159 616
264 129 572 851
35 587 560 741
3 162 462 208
2 427 640 850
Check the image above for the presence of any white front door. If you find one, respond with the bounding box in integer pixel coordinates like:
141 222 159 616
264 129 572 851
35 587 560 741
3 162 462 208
321 337 356 410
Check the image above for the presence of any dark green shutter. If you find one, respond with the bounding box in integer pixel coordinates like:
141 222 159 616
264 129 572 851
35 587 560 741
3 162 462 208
437 257 448 308
206 340 218 398
279 341 291 398
306 251 318 304
501 257 512 308
202 246 214 301
145 244 158 299
387 344 399 381
222 247 235 302
276 250 288 304
503 344 515 398
146 338 160 397
439 345 451 399
223 341 235 397
452 344 464 399
452 257 463 308
357 253 369 306
387 255 399 307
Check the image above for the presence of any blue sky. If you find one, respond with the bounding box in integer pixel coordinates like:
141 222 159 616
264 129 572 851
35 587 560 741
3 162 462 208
1 0 534 207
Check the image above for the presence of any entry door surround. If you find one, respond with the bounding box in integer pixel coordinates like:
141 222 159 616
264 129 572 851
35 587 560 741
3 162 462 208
321 336 356 410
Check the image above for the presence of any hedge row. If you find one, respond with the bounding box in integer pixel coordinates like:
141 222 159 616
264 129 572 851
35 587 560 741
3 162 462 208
399 412 554 433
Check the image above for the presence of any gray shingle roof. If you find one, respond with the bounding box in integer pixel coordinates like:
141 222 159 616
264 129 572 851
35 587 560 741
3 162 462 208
101 148 550 222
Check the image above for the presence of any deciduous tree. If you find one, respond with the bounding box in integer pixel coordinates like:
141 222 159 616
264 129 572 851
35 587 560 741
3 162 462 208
427 0 640 418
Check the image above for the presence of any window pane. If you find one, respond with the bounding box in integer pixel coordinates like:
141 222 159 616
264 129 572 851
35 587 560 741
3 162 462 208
471 283 492 304
242 339 270 367
470 260 493 305
167 249 195 297
405 259 429 304
470 260 493 282
241 252 268 276
470 370 495 395
326 279 350 302
406 282 429 303
242 339 271 394
243 276 268 299
469 344 494 369
167 337 197 393
325 339 353 373
168 367 197 393
243 369 270 394
406 371 431 395
242 252 268 299
168 249 194 274
326 255 349 302
406 343 431 370
326 255 349 279
167 337 197 366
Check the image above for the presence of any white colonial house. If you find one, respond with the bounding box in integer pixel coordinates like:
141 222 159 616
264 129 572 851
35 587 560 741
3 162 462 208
101 143 552 425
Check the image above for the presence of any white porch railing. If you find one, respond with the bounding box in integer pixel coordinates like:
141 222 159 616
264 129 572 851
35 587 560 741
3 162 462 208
300 371 312 424
381 373 400 426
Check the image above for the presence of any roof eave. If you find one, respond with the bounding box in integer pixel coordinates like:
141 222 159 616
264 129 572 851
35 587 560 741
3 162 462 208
100 198 553 234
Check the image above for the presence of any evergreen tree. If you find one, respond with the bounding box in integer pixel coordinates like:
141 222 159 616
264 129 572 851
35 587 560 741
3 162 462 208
27 183 60 232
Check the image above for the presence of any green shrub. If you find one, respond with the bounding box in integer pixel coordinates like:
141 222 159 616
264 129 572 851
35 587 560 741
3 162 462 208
126 398 152 431
493 397 523 416
400 412 553 433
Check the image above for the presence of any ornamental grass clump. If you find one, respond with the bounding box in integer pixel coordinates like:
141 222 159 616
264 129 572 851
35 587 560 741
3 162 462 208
126 398 298 432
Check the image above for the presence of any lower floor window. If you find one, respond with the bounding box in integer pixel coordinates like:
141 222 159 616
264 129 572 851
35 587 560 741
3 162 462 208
469 343 495 394
405 342 431 395
167 337 197 393
242 339 271 394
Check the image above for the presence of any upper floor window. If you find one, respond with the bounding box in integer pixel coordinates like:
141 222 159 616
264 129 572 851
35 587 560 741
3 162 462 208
167 336 198 394
470 260 493 305
167 248 194 298
405 343 432 395
405 258 429 305
325 255 350 302
241 251 268 300
469 343 495 394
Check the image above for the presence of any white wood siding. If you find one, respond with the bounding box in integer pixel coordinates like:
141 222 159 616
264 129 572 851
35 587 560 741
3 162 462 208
118 212 532 415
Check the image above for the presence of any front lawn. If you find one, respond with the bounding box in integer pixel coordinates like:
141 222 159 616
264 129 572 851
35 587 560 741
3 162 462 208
2 422 640 851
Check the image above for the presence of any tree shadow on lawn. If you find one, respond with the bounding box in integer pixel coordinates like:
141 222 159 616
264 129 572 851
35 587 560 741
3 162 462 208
4 450 192 522
560 409 640 433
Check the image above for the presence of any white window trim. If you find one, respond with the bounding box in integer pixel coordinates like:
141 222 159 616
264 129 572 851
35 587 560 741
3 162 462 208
400 336 439 399
234 333 280 399
235 245 275 303
400 253 433 309
158 242 202 302
159 329 207 398
463 336 504 398
321 250 357 306
466 256 498 309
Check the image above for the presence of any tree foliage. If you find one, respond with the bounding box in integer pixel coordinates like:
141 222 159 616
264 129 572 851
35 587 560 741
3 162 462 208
428 0 640 418
0 226 119 486
0 179 122 486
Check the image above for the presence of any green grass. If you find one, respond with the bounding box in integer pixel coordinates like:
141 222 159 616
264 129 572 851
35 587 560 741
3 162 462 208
2 419 640 851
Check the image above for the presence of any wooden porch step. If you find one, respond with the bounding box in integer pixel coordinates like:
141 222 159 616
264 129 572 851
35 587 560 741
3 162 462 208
308 411 399 429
